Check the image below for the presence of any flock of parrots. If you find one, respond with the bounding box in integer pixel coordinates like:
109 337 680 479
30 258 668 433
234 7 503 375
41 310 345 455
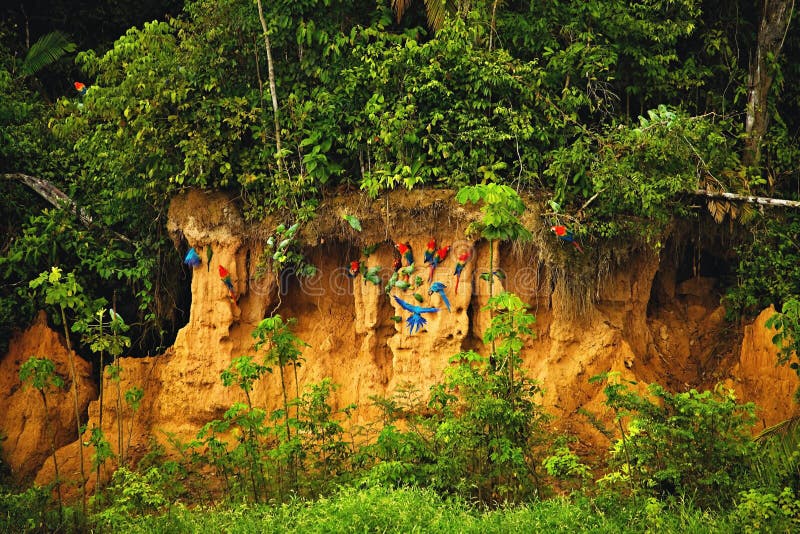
181 226 581 335
80 78 585 332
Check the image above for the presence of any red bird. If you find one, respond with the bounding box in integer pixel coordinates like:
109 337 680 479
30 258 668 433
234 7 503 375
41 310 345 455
218 265 238 306
347 260 360 278
454 251 471 294
395 242 414 266
551 225 584 253
423 238 437 265
428 245 450 283
74 81 87 96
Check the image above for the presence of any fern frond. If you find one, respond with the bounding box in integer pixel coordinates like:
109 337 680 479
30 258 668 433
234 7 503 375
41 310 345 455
20 31 77 77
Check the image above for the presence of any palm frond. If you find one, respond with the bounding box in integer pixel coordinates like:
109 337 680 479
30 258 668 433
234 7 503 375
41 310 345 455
423 0 451 31
391 0 413 23
755 415 800 442
392 0 456 32
20 31 77 77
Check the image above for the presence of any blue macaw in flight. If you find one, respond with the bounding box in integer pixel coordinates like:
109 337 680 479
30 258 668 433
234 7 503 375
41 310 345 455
393 296 439 334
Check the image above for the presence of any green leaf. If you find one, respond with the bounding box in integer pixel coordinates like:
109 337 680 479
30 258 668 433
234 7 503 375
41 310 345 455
343 214 362 232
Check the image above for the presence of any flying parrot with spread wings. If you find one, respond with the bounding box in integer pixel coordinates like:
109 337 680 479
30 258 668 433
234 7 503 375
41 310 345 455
423 238 436 265
184 247 202 268
395 242 414 267
551 225 584 253
454 250 471 294
218 265 238 306
393 296 439 334
428 245 450 283
428 281 451 312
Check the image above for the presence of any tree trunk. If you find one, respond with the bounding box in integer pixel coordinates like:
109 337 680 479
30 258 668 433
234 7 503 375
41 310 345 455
256 0 282 167
744 0 794 168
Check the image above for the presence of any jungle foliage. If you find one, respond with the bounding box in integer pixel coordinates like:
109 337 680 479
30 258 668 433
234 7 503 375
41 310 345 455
2 0 800 350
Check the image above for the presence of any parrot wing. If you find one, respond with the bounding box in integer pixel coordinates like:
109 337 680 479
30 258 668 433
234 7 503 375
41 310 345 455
393 296 439 315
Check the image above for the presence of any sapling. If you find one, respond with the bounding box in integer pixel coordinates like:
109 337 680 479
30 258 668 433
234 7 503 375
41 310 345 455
29 267 93 516
456 181 531 369
19 356 65 524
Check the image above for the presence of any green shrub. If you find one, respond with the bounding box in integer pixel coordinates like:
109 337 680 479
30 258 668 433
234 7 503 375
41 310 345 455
91 466 170 529
726 213 800 319
0 485 60 533
598 378 757 508
367 293 550 504
733 487 800 533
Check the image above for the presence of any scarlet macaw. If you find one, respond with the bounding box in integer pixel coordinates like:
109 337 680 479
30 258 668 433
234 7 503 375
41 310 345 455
393 296 439 334
454 251 471 294
347 260 360 278
423 238 437 265
218 265 238 306
428 245 450 283
395 242 414 267
74 81 87 96
428 281 451 312
551 225 584 253
183 247 201 268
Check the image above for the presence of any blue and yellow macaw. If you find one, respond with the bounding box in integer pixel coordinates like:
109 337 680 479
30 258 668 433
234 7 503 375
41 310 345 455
393 296 439 334
428 281 451 312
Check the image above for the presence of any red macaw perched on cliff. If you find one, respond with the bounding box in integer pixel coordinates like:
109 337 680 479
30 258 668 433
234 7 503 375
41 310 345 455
218 265 238 306
428 245 450 283
395 242 414 267
347 260 360 278
551 225 584 253
74 81 87 96
423 238 437 265
454 250 471 294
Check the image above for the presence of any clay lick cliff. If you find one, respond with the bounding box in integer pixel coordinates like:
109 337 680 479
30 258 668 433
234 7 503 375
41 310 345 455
2 188 798 493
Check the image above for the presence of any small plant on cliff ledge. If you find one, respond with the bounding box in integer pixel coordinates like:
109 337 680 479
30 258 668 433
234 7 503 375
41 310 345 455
19 356 65 524
256 223 317 314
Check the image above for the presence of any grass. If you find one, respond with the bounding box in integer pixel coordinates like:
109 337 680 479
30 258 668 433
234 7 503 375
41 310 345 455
91 486 740 534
